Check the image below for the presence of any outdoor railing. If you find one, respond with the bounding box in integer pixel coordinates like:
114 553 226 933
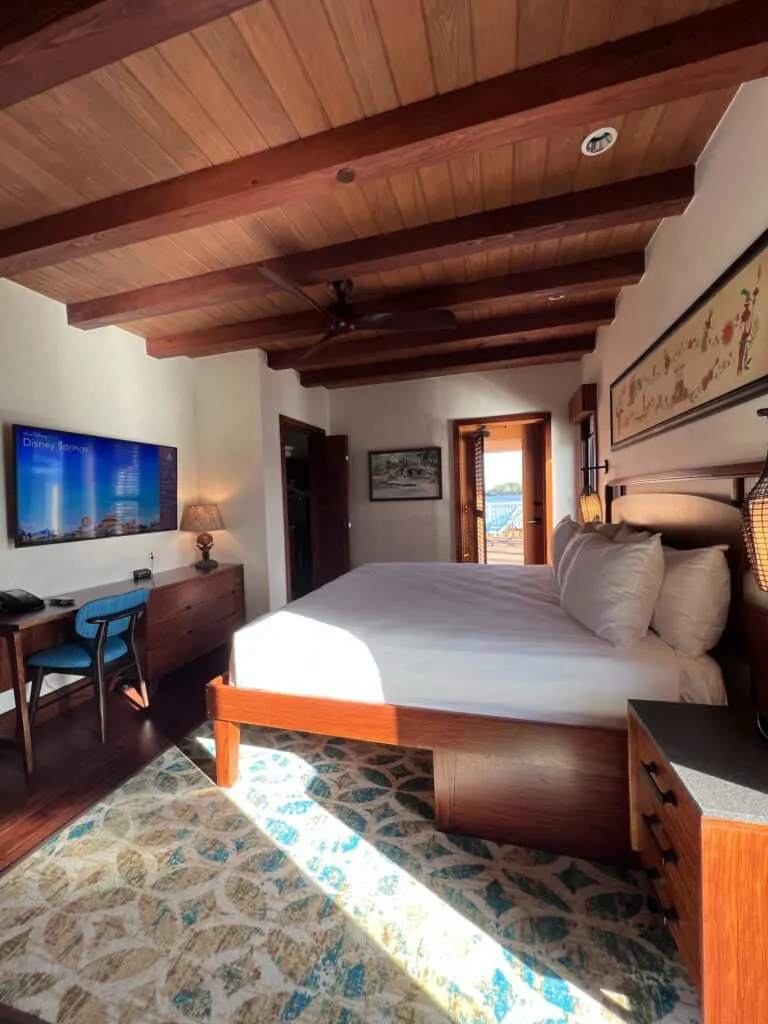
485 499 523 535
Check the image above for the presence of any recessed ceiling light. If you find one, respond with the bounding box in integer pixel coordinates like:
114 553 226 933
547 294 567 302
581 126 618 157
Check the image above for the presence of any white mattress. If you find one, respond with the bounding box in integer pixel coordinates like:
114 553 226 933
233 562 726 729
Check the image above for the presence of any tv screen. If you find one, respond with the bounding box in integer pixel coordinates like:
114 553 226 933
12 425 178 548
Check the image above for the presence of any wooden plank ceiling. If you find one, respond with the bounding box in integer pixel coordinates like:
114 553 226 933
0 0 763 388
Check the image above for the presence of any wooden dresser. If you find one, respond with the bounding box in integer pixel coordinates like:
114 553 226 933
143 563 244 680
629 700 768 1023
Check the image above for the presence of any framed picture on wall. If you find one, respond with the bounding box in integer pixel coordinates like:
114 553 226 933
369 447 442 501
610 228 768 448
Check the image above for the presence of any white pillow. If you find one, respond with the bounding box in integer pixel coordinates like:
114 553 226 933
651 546 731 657
552 517 621 577
593 522 623 540
613 523 652 543
552 516 580 575
560 532 665 647
556 528 593 586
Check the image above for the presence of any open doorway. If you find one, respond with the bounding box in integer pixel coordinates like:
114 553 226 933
453 414 551 566
280 416 351 602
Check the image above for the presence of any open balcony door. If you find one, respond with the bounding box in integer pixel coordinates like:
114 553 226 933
309 433 351 588
457 428 487 563
454 414 550 566
521 420 548 565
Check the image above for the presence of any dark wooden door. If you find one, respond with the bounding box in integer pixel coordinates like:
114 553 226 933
522 420 547 564
458 429 487 563
309 434 351 589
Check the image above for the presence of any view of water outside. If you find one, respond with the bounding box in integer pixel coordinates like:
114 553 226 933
484 450 524 564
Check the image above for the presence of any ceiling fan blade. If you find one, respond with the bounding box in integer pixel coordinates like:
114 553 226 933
294 324 352 365
351 308 458 333
257 265 334 323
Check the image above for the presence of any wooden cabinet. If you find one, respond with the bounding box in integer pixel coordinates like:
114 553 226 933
629 701 768 1023
568 383 597 424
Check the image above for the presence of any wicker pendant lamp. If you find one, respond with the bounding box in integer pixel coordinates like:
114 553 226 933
743 408 768 591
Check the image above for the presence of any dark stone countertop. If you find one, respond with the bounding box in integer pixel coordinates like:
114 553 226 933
630 700 768 826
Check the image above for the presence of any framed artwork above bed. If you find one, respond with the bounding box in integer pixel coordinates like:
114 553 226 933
610 228 768 448
369 447 442 501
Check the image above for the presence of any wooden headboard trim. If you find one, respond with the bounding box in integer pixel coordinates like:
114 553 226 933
606 460 764 519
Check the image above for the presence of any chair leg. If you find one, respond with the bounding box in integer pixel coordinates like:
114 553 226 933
95 660 107 744
138 678 150 709
128 624 149 709
28 666 46 726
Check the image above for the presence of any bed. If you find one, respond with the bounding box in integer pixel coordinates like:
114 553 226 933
207 464 761 863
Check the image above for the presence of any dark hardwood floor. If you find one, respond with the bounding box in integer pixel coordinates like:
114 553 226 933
0 648 227 873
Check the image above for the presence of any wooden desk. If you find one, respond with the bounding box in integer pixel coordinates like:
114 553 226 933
0 563 244 774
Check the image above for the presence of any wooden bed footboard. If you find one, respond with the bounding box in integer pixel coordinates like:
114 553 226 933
206 675 631 863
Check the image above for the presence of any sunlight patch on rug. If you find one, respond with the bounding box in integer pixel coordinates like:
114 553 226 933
0 725 700 1024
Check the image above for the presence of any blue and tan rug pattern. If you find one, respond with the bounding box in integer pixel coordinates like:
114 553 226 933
0 725 699 1023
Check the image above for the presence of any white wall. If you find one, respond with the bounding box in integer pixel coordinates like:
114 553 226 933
0 278 199 712
194 351 328 617
329 364 581 566
193 350 269 618
583 81 768 483
0 279 198 592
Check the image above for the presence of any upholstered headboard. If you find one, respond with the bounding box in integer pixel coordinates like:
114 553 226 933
605 462 766 705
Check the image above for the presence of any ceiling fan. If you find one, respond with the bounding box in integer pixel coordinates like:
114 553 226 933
258 266 458 364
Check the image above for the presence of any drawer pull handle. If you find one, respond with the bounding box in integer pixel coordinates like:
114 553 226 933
647 894 679 927
641 760 677 806
641 812 678 865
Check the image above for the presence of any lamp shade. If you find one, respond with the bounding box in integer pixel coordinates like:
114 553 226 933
743 461 768 591
180 503 224 533
579 491 602 525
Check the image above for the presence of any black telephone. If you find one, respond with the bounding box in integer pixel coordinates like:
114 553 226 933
0 589 46 614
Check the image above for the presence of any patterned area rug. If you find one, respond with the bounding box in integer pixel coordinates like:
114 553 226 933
0 726 699 1024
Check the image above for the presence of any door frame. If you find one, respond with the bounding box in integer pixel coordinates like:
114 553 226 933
451 412 553 564
279 415 325 603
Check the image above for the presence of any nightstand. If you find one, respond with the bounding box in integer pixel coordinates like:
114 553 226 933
628 700 768 1024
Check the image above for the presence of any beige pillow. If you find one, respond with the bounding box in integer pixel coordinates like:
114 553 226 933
560 532 665 647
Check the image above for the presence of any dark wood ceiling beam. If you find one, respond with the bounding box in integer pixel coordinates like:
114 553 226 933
266 302 614 372
0 1 263 111
77 169 681 331
145 252 642 358
3 2 767 275
301 336 596 389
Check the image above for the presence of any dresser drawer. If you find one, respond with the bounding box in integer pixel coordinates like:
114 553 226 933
630 716 701 858
629 711 703 989
147 609 240 679
146 588 240 650
149 569 240 627
647 868 701 990
634 772 699 913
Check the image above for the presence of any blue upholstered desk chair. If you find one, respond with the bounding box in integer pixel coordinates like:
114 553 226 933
27 589 150 744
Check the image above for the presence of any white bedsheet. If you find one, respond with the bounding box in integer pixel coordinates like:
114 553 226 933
233 562 725 729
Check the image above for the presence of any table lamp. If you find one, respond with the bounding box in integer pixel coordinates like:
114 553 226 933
180 503 224 572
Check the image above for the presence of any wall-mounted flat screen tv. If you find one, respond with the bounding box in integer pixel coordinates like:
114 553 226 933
12 425 178 548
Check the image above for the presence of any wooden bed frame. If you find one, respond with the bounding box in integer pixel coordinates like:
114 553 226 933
207 461 763 864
